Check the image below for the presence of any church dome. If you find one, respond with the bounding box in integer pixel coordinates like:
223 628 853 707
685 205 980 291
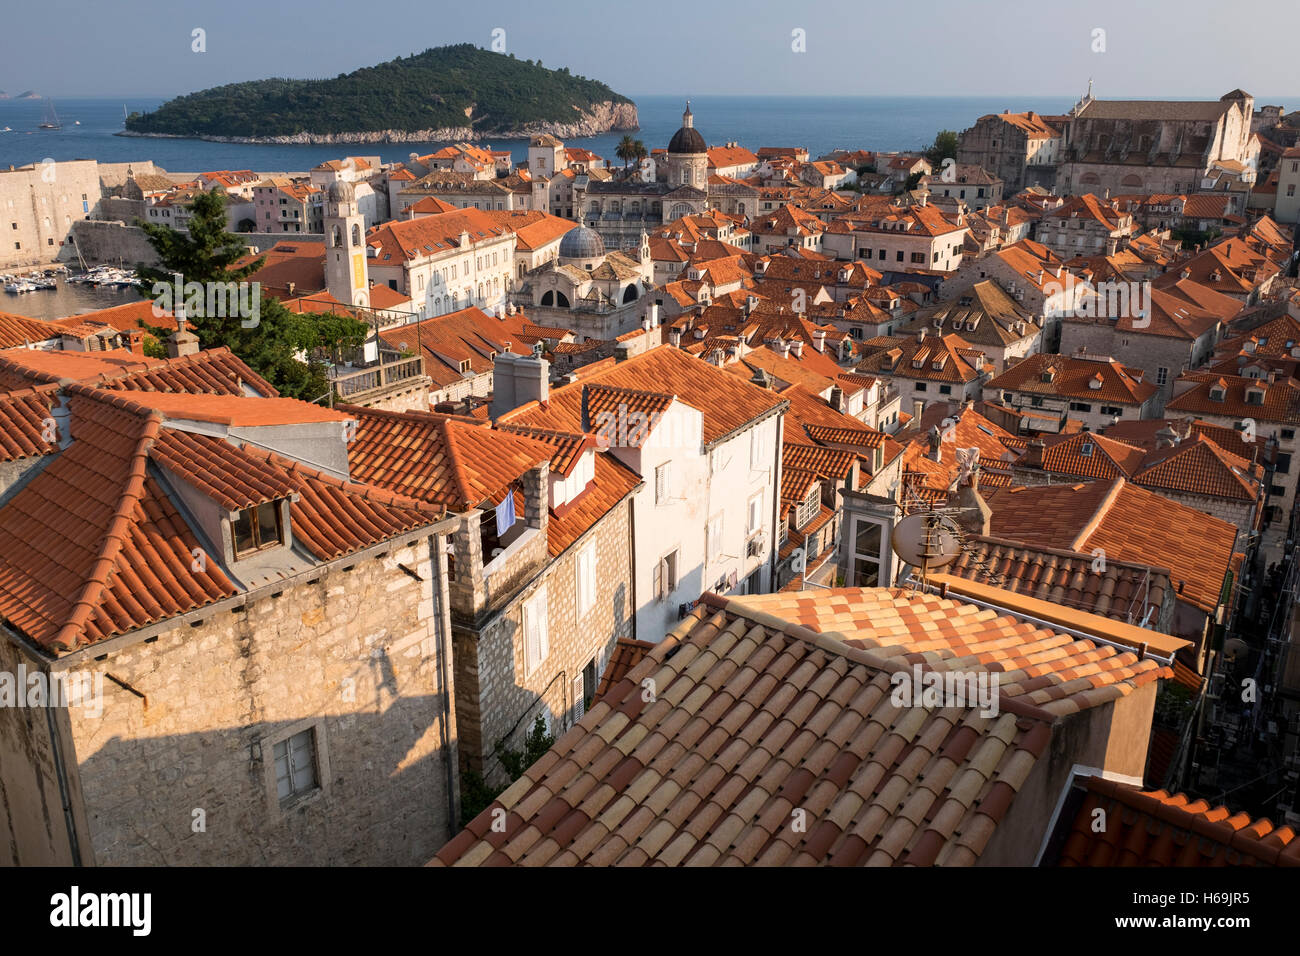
327 179 355 203
559 225 605 260
668 102 706 154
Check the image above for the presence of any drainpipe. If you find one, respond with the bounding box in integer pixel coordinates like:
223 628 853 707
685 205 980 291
44 695 82 865
769 413 785 589
427 533 458 831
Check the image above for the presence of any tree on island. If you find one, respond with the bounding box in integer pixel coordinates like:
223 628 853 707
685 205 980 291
135 190 367 401
615 135 648 172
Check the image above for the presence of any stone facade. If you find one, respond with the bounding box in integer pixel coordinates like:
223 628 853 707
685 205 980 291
0 159 103 269
0 529 460 866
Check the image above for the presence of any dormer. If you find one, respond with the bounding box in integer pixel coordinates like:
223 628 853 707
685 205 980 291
1209 382 1227 402
1041 368 1056 383
1245 384 1266 406
1088 374 1103 390
549 444 596 511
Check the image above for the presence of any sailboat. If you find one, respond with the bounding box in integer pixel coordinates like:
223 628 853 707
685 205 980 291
38 100 61 130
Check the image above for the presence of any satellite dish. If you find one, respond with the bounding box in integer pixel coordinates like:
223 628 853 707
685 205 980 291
890 513 962 576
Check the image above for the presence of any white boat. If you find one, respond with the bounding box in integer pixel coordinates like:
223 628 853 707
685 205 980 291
4 281 36 293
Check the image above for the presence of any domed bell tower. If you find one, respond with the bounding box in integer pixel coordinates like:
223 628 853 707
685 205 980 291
324 179 369 308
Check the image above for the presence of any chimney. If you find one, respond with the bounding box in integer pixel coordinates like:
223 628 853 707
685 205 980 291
669 328 683 347
916 328 927 342
1104 237 1117 256
812 329 827 352
166 317 200 358
775 339 791 359
50 395 72 450
927 426 943 462
790 339 804 358
830 385 845 412
950 469 992 536
489 352 519 419
913 398 925 421
123 328 144 354
1023 438 1045 469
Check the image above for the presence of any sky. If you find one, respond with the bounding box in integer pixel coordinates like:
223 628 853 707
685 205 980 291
1 0 1297 101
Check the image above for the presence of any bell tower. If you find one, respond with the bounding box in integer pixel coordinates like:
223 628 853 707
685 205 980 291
324 179 369 308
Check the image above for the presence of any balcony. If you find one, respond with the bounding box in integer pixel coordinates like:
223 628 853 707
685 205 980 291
330 355 426 401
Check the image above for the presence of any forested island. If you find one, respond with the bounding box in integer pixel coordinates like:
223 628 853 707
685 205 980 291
121 44 638 143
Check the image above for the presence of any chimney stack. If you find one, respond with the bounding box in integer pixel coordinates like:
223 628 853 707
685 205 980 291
1023 438 1045 469
950 468 992 536
812 329 827 352
166 317 200 358
913 398 925 422
927 426 943 462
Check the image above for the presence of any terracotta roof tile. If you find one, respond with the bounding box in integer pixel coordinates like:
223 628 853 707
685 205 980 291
1057 775 1300 866
433 589 1058 867
343 405 551 511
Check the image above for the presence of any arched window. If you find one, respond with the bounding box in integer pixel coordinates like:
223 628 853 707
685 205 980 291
541 290 554 306
555 291 570 308
351 224 361 247
622 284 639 303
1080 172 1101 185
1121 174 1143 189
332 225 342 248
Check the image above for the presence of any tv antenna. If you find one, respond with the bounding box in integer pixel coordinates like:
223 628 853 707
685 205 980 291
890 511 962 589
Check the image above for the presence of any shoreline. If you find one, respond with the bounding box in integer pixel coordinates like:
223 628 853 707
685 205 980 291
116 101 640 146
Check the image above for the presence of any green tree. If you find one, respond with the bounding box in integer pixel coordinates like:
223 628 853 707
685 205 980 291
615 134 647 171
136 190 367 400
926 129 960 166
458 714 557 826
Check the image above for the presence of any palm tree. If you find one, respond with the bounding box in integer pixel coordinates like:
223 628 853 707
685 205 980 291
616 136 648 174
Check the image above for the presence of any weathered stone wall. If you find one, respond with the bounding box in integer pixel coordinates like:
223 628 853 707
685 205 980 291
69 219 161 268
454 494 634 786
58 535 459 866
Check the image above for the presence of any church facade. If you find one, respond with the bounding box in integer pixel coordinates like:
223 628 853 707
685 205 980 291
1057 89 1259 197
575 104 710 249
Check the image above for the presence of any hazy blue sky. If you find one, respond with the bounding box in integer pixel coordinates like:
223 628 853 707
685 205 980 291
2 0 1297 100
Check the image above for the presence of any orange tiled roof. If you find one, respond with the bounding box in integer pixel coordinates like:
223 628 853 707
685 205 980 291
987 352 1156 405
433 589 1059 867
0 346 277 398
983 478 1238 615
949 534 1170 624
0 384 60 462
343 405 551 512
1058 775 1300 866
501 345 786 448
1167 370 1300 422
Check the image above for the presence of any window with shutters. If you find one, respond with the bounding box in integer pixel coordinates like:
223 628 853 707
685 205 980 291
572 672 585 723
653 549 678 601
796 486 819 529
655 462 670 504
576 541 597 619
706 513 724 562
523 586 549 677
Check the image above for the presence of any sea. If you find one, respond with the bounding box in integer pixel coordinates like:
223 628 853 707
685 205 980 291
0 93 1097 174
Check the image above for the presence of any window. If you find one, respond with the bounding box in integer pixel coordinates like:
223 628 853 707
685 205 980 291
706 513 724 562
1282 429 1295 441
1101 406 1123 417
896 250 904 262
939 385 952 395
796 486 819 529
576 541 597 619
1069 401 1092 412
1156 367 1168 386
1277 453 1292 475
655 463 670 504
653 549 679 600
910 252 925 263
273 728 319 806
915 382 927 392
747 493 763 534
750 429 767 469
232 501 283 556
850 518 884 587
523 586 549 676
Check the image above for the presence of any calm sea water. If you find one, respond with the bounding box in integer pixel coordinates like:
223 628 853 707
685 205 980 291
0 276 142 320
0 94 1096 173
